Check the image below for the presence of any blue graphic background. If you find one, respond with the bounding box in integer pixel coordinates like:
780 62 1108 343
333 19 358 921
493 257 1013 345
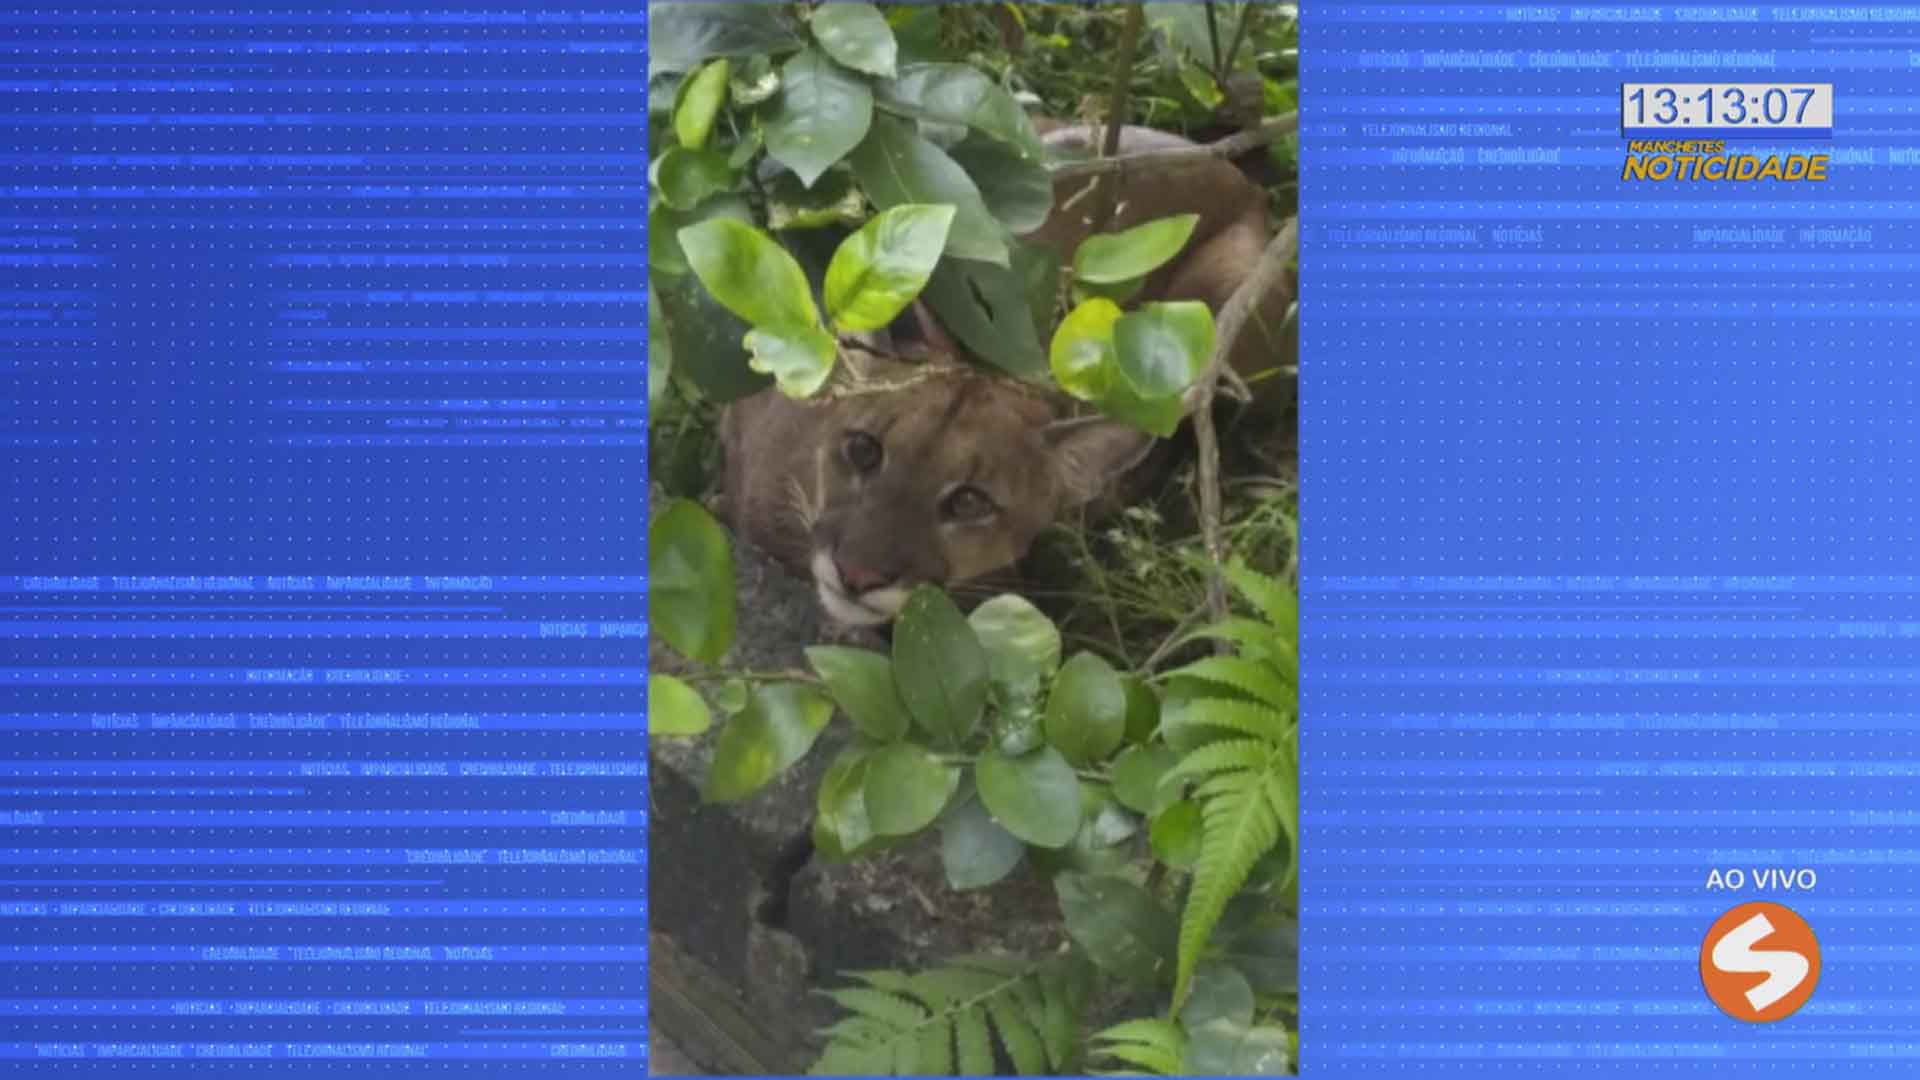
1304 2 1920 1073
0 5 646 1073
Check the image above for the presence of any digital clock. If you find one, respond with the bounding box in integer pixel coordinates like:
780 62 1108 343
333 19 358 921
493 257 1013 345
1621 83 1833 138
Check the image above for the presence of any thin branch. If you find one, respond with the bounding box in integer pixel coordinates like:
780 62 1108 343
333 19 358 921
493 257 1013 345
1224 2 1256 74
1205 1 1224 77
1049 112 1298 183
1184 217 1298 633
1091 2 1147 232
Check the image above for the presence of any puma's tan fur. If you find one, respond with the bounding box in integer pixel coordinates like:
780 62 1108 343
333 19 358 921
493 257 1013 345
720 125 1288 624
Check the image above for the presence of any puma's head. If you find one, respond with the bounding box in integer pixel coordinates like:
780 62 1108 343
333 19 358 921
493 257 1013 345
722 355 1155 626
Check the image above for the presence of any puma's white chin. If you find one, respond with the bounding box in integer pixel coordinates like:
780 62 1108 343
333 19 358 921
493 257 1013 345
809 551 913 627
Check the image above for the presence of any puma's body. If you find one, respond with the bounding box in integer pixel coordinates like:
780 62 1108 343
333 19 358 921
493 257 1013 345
719 125 1289 625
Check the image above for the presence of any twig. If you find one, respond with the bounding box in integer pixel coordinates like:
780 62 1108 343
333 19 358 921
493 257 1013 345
1049 112 1298 183
1205 1 1224 76
1089 3 1147 232
1185 217 1298 634
1224 2 1256 74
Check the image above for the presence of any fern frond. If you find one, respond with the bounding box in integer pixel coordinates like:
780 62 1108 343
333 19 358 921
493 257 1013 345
1089 1017 1187 1076
1173 616 1288 665
1172 738 1296 1008
1223 563 1295 632
1161 698 1291 745
812 955 1086 1076
1165 656 1292 711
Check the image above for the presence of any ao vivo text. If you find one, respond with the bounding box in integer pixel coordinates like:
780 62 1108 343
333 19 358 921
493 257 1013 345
1706 867 1818 891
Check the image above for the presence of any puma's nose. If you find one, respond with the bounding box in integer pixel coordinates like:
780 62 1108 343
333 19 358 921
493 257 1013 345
834 558 892 594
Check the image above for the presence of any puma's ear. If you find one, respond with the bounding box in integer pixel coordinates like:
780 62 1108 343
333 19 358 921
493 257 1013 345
1045 417 1156 509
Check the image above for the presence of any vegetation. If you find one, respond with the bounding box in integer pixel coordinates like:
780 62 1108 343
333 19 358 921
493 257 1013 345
647 2 1298 1074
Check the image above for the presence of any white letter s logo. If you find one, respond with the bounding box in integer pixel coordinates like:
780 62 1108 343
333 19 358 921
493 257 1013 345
1711 912 1811 1012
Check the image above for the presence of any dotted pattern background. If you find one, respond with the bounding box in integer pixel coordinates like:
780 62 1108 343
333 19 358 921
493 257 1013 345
0 6 647 1074
1302 3 1920 1074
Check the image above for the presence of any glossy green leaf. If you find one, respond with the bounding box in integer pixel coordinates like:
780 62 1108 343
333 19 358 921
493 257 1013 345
940 794 1025 890
701 682 834 803
806 645 911 743
824 203 955 332
876 62 1044 159
1111 743 1179 814
1048 298 1122 401
651 253 771 403
976 746 1081 849
967 594 1063 693
674 59 730 149
1149 799 1202 868
892 587 990 747
729 53 780 105
918 245 1050 377
649 1 804 75
1073 214 1201 284
863 742 958 836
648 674 711 737
1093 372 1185 439
1043 651 1127 766
766 47 873 188
744 322 837 398
649 498 736 663
948 132 1053 233
849 114 1008 265
678 217 819 331
765 169 865 231
1054 872 1178 985
810 2 897 78
1179 961 1255 1030
813 745 876 860
1115 301 1215 399
654 146 737 211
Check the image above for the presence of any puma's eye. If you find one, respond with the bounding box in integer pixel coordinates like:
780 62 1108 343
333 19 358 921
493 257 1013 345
844 431 883 473
942 485 996 522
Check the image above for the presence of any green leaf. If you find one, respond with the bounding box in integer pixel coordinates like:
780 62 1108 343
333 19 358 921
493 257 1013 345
1179 59 1226 109
1179 961 1255 1031
1043 651 1127 766
814 745 876 861
1049 297 1122 401
1115 300 1215 399
647 290 672 401
968 594 1063 696
648 674 711 737
1054 872 1178 985
806 645 911 743
975 746 1080 849
824 203 956 332
1183 1018 1293 1076
985 994 1047 1075
678 217 820 331
650 499 736 663
919 245 1050 377
1091 1017 1186 1075
1122 675 1161 744
849 113 1008 265
744 323 838 398
1149 798 1201 868
652 255 771 402
767 47 873 189
876 62 1044 160
1167 655 1293 712
1216 922 1297 996
892 587 990 747
948 132 1054 233
654 146 737 211
713 678 749 715
864 743 959 837
941 794 1025 890
810 1 897 78
702 683 834 803
1073 214 1201 284
1094 371 1185 438
674 58 730 149
649 1 804 75
1112 743 1179 814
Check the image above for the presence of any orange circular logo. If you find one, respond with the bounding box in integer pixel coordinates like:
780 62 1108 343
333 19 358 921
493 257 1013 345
1699 901 1821 1022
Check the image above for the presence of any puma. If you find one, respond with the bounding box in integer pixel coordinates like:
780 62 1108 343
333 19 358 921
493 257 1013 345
719 124 1289 626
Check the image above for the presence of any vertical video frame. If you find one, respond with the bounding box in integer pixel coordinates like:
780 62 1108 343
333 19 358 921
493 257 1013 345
645 3 1299 1074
